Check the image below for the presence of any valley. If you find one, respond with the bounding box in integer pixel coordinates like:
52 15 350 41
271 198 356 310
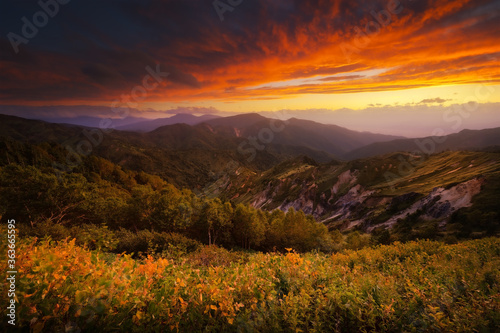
1 113 499 242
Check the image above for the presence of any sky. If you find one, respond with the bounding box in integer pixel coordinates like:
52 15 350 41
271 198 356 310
1 0 499 136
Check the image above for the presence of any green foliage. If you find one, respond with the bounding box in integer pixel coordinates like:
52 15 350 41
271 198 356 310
372 228 392 245
232 204 267 249
199 198 234 245
1 160 335 253
345 231 372 250
2 236 499 332
265 208 334 252
0 164 87 225
19 221 118 252
113 228 201 258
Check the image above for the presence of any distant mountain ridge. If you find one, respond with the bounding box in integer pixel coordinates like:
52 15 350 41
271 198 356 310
11 113 221 132
2 113 500 162
0 114 335 188
200 113 404 157
35 116 149 128
345 127 500 160
116 114 220 132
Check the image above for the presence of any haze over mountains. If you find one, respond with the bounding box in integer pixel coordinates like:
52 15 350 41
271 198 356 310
2 113 500 162
28 113 220 132
1 112 500 239
346 127 500 160
116 114 220 132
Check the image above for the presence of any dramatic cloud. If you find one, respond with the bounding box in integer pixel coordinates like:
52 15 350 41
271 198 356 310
0 0 499 112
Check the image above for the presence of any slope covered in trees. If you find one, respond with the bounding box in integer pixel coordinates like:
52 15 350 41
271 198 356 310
0 138 333 253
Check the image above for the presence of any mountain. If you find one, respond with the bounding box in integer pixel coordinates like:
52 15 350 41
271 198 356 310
0 114 335 188
202 113 404 157
35 116 150 128
24 113 220 132
1 113 499 239
345 127 500 160
116 114 220 132
210 150 500 238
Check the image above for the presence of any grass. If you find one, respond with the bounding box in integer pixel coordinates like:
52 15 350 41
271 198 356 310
374 151 500 196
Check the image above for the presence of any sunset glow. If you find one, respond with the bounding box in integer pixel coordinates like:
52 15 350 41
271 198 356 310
1 0 499 132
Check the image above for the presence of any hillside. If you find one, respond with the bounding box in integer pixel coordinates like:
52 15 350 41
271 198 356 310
212 151 500 239
203 113 403 156
1 113 499 240
345 127 500 160
0 114 334 188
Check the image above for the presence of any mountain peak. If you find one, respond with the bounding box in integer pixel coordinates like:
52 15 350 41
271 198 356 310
203 113 267 127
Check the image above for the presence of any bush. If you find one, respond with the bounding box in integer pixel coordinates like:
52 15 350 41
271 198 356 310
19 220 117 251
72 224 118 251
114 229 201 257
345 231 371 250
187 245 246 267
3 236 499 332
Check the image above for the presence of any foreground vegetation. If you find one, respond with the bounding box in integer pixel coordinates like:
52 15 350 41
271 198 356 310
1 236 498 332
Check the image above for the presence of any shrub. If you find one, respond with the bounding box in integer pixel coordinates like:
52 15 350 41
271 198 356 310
1 233 499 333
114 229 201 257
187 245 245 267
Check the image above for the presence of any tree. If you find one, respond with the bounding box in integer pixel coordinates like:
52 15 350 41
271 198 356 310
0 164 88 226
127 185 157 230
200 198 233 245
345 231 371 250
233 204 268 249
265 209 286 251
151 184 193 232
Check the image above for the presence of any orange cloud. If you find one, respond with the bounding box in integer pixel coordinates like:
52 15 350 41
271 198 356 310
0 0 499 107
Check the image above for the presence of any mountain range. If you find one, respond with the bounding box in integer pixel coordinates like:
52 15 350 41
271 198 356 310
346 127 500 160
116 114 220 132
0 112 499 238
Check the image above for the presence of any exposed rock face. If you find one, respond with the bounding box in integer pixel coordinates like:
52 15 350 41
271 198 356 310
428 201 452 219
249 170 485 233
279 184 324 216
326 184 376 222
331 170 358 195
388 192 421 211
367 177 484 231
228 151 489 234
252 179 325 217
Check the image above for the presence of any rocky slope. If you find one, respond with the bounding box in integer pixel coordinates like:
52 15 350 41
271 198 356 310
210 151 500 235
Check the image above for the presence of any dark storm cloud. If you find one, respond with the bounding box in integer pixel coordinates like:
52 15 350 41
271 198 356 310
82 64 123 85
0 0 499 106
